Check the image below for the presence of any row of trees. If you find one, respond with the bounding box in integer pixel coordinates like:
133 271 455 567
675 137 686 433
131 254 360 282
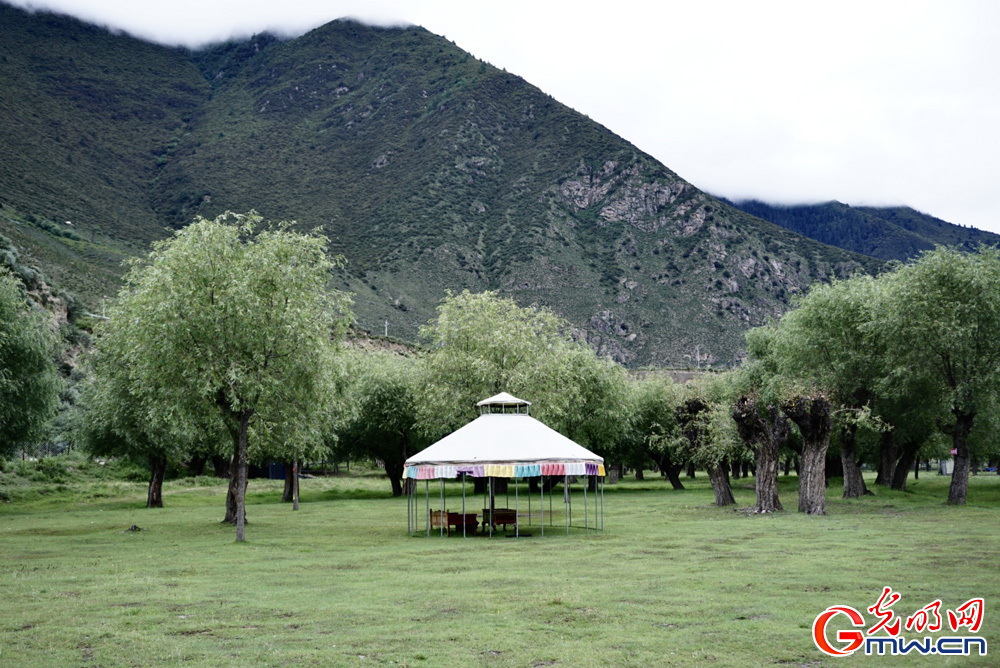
733 246 1000 510
7 210 999 536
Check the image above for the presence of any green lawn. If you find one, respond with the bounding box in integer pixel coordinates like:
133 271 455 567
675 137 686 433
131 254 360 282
1 465 997 667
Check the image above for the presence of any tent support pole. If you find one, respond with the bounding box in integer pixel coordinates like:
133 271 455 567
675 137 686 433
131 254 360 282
549 477 553 527
440 478 444 537
585 475 589 535
489 477 493 538
462 473 466 538
540 476 544 537
528 475 531 526
601 475 604 532
425 479 429 537
515 476 519 538
565 474 570 535
407 479 412 535
594 474 598 531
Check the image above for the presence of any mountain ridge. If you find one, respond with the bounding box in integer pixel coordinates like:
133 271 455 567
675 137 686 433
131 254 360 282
1 3 884 366
724 199 999 262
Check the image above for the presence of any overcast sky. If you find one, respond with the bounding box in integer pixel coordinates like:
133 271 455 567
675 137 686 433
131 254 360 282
10 0 1000 233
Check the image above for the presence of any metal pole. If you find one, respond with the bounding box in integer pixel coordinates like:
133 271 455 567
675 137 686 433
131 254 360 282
594 474 598 532
425 480 429 537
565 475 569 535
540 476 544 537
407 479 411 535
528 476 531 526
549 478 553 527
584 475 589 535
515 476 519 538
440 478 445 537
462 473 467 539
489 477 493 538
601 476 605 532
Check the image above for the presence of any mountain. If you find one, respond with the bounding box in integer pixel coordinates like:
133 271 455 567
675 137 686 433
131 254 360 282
0 4 881 367
724 199 1000 262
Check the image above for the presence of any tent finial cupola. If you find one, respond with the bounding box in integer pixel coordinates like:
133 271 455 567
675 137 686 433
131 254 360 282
476 392 531 415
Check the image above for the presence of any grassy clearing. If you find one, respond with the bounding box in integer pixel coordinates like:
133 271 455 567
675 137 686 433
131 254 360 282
1 465 997 667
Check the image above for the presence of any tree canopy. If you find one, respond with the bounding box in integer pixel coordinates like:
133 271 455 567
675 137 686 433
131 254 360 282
416 290 628 461
0 270 59 458
93 211 352 539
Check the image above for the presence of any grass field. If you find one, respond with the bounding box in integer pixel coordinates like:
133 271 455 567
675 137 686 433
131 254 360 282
1 461 997 667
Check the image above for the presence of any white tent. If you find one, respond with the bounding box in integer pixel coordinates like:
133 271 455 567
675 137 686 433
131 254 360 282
403 393 606 537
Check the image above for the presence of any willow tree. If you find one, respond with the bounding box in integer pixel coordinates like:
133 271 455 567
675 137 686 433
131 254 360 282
99 211 351 540
339 350 427 497
0 270 59 458
733 328 790 513
626 374 687 488
757 276 887 499
417 290 573 437
676 374 743 507
76 342 195 508
879 246 1000 505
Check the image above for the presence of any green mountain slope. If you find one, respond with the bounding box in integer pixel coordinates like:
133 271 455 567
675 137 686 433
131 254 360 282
725 199 999 261
0 5 881 366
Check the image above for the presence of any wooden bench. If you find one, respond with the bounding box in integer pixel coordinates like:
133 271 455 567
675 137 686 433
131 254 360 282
429 509 448 535
482 508 517 533
448 512 478 536
430 510 478 536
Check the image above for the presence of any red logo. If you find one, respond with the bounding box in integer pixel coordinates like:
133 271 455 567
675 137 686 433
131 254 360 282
813 589 987 658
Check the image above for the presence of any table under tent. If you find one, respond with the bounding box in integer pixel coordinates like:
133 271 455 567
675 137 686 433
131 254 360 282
402 392 606 538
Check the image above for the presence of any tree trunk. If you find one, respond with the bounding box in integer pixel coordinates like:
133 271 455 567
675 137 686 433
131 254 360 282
651 448 685 490
147 456 166 508
733 397 788 513
875 431 896 486
686 462 696 478
282 462 294 502
891 440 921 491
742 461 751 478
783 457 791 476
663 463 685 490
947 410 975 505
754 444 782 513
187 454 207 476
707 464 736 506
781 396 832 516
212 455 230 479
730 459 741 479
825 453 843 482
223 410 252 539
385 459 404 497
292 457 299 511
634 468 644 481
840 424 870 498
234 411 250 540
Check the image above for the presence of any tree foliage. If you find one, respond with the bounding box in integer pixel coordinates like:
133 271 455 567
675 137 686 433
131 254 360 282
417 290 624 455
94 211 352 539
878 246 1000 504
339 350 427 496
0 270 60 458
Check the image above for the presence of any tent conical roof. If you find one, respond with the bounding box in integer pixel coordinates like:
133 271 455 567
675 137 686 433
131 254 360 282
476 392 530 407
403 395 604 480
